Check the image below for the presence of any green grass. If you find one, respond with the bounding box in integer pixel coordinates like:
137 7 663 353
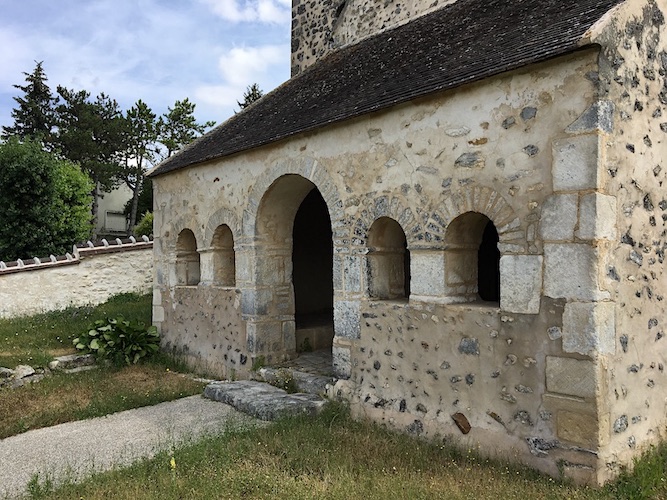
0 292 152 368
0 293 204 439
22 403 667 500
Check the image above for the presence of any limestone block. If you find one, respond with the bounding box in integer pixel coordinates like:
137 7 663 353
197 250 215 284
153 305 165 322
240 288 273 316
539 194 577 241
234 249 253 284
544 244 609 301
557 410 598 448
499 255 543 314
552 135 600 191
546 356 596 399
562 302 615 356
152 288 162 306
410 250 446 297
576 193 617 241
334 300 360 339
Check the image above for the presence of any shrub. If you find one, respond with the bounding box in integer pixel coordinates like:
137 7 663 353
134 211 153 237
73 316 160 365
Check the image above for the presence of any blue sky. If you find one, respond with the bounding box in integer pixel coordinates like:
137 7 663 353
0 0 292 130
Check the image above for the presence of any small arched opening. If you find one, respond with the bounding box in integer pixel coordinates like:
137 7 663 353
367 217 410 300
176 229 200 286
444 212 499 303
211 224 235 286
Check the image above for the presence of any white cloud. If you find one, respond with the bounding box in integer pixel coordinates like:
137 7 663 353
195 43 289 111
202 0 291 24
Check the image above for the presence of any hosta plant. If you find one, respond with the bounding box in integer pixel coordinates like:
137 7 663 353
74 316 160 365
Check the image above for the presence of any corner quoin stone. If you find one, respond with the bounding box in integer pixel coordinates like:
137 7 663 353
562 301 616 356
552 134 600 191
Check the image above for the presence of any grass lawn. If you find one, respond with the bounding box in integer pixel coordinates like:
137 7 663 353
28 403 666 500
0 292 153 368
3 294 667 499
0 293 204 439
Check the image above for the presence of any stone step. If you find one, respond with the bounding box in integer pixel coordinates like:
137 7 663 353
203 380 327 421
48 353 96 371
252 367 335 396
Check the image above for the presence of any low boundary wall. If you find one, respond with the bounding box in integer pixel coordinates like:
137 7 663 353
0 237 153 319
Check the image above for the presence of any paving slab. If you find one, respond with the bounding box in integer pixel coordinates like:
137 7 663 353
0 395 261 499
204 380 327 421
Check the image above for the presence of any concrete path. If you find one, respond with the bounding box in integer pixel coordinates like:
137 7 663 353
0 395 261 499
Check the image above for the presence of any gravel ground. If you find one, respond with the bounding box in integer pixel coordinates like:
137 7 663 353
0 395 261 498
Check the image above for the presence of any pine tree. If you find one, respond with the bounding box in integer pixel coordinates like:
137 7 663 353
1 62 57 144
237 83 264 111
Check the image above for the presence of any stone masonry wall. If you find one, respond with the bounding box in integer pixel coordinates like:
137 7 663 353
153 50 602 481
291 0 456 75
588 0 667 481
0 242 153 318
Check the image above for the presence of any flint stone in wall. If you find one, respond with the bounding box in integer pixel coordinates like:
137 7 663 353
499 255 543 314
552 135 600 191
539 194 578 241
544 244 609 301
562 302 616 356
576 193 617 241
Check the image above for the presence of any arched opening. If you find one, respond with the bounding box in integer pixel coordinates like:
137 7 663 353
444 212 500 303
292 189 334 352
253 174 334 361
478 221 500 301
211 225 235 286
176 229 200 286
367 217 410 300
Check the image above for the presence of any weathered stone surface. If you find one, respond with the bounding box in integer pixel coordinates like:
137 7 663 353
500 255 543 314
334 301 360 340
576 193 617 241
539 194 578 241
48 354 95 371
203 380 327 421
13 365 35 379
546 357 596 399
0 367 13 378
562 302 615 356
409 250 446 298
557 410 598 448
552 134 600 191
544 244 608 301
451 412 471 434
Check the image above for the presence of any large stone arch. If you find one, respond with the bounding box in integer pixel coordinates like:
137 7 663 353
239 165 340 366
242 157 344 241
164 214 204 254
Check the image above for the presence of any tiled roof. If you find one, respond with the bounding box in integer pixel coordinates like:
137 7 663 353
149 0 624 177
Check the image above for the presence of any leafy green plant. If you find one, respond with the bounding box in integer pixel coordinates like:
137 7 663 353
73 316 159 365
133 211 153 237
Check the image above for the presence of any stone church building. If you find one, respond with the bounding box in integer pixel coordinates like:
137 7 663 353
149 0 667 485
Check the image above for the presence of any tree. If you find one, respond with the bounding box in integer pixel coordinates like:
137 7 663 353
0 137 93 261
158 98 215 160
119 100 159 230
237 83 264 111
54 87 125 230
1 61 57 145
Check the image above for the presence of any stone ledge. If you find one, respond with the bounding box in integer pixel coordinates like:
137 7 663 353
203 380 327 421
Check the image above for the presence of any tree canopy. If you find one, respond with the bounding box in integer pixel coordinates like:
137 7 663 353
0 137 92 261
237 83 264 111
1 62 56 145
